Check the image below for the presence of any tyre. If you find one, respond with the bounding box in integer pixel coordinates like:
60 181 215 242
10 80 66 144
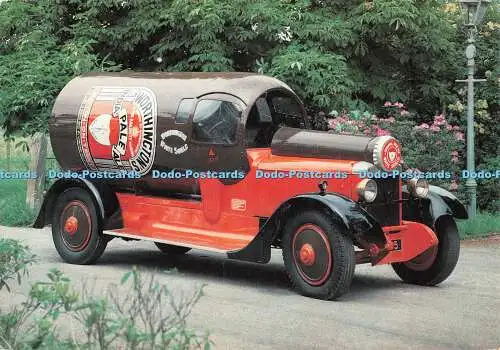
155 242 191 255
51 188 107 264
282 210 355 300
392 216 460 286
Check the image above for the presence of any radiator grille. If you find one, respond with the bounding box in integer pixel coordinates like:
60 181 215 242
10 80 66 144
360 179 400 227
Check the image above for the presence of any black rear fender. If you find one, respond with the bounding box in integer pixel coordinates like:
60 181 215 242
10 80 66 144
33 179 122 229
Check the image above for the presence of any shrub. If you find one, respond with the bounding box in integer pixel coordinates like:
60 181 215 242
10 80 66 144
0 238 36 292
0 260 211 349
476 156 500 214
317 102 466 196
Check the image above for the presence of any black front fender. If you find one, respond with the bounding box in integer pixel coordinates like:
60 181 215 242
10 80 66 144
228 192 386 263
293 193 385 243
403 185 468 228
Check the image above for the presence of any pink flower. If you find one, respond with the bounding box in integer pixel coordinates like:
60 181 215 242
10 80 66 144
449 180 458 191
376 127 391 136
419 123 430 129
430 124 440 132
453 126 460 131
451 151 459 156
387 117 395 123
400 110 410 116
394 102 404 108
451 156 459 163
328 119 336 129
434 114 446 125
446 124 453 130
384 102 392 107
455 132 465 141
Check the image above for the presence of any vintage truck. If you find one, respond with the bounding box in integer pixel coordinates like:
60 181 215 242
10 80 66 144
34 72 468 300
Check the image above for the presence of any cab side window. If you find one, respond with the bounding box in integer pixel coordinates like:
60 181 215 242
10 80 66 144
192 100 241 144
175 98 194 124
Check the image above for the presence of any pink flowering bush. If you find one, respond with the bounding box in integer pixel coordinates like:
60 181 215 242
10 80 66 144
321 102 466 195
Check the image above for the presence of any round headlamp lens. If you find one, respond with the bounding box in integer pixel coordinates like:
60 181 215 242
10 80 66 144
409 178 429 198
357 179 378 202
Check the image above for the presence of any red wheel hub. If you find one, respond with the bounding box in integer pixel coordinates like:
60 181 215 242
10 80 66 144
59 200 91 252
292 224 333 286
299 243 316 266
64 216 79 235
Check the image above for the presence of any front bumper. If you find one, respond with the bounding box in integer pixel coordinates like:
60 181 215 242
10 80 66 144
373 221 439 265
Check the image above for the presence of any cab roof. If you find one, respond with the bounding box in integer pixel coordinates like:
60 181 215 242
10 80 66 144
78 71 296 105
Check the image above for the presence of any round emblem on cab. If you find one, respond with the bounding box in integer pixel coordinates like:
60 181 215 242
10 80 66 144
372 136 401 171
381 139 401 170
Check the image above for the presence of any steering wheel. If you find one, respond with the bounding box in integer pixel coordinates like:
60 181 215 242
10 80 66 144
207 119 225 134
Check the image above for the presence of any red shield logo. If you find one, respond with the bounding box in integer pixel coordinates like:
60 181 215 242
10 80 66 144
76 87 157 175
381 139 401 171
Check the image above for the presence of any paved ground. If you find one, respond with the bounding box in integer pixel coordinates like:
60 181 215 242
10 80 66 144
1 226 499 350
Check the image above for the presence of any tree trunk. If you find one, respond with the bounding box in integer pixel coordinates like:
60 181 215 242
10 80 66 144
6 139 11 171
26 133 48 211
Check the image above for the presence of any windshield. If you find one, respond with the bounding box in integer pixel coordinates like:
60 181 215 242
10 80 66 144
270 95 306 128
245 92 307 148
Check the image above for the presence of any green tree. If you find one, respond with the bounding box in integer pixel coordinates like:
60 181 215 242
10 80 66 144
0 0 498 214
0 0 498 156
0 0 119 135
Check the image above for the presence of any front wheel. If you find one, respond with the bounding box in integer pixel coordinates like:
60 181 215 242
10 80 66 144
282 210 355 300
392 216 460 286
52 188 107 264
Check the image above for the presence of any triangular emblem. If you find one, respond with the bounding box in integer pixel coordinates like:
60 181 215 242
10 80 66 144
389 151 396 161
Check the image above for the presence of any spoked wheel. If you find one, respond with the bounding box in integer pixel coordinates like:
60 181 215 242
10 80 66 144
52 188 107 264
392 216 460 286
155 242 191 255
282 210 355 300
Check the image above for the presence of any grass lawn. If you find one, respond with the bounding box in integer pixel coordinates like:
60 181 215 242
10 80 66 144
0 136 57 226
0 179 35 226
457 213 500 239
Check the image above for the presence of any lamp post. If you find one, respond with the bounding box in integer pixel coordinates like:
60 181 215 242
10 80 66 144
456 0 490 218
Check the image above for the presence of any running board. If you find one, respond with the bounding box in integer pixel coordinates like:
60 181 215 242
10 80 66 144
103 230 231 253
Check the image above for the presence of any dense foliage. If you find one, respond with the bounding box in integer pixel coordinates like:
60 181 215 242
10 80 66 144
1 0 498 128
0 0 498 211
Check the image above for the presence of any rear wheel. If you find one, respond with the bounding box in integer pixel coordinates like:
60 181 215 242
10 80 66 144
155 242 191 255
392 216 460 286
282 210 355 300
52 188 107 264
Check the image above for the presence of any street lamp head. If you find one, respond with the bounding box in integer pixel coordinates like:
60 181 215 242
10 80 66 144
459 0 491 27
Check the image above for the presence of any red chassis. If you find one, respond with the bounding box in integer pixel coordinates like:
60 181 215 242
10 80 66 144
109 149 438 266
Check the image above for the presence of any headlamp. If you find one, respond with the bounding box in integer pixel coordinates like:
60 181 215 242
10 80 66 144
356 179 378 202
408 178 429 198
